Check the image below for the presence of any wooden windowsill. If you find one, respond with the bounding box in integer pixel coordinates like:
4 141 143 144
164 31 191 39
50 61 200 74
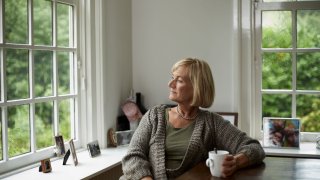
2 146 128 180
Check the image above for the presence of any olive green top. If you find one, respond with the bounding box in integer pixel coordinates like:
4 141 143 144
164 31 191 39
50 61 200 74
165 108 195 169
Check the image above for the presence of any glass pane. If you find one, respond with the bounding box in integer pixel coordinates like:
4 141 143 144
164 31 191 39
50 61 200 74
34 0 53 45
8 104 30 158
34 50 53 97
297 95 320 132
4 0 28 44
262 11 292 48
6 49 29 100
57 3 72 47
297 52 320 90
57 52 71 95
59 99 71 141
35 102 54 150
0 108 2 161
262 94 291 118
297 10 320 48
262 52 292 89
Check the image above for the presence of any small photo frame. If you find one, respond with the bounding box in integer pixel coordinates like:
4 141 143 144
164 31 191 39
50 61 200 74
54 135 66 156
217 112 238 127
115 130 135 146
263 117 300 148
69 139 78 166
40 158 52 173
87 140 101 157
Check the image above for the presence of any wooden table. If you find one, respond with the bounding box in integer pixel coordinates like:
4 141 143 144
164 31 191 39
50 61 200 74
176 156 320 180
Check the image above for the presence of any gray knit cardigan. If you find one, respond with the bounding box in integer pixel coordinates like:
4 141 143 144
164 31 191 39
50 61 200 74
120 105 265 180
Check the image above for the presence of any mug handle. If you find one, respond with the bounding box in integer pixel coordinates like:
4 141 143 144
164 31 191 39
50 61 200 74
206 159 214 168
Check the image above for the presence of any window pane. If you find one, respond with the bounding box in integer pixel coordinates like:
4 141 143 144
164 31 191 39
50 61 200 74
297 52 320 90
35 102 54 150
59 99 71 141
8 104 30 158
297 95 320 132
297 10 320 48
34 0 53 46
262 94 291 118
57 52 71 95
262 11 292 48
262 52 292 89
4 0 28 44
57 3 71 47
34 50 53 97
6 49 29 100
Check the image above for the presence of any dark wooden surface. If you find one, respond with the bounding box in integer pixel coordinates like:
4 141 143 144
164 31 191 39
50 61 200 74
176 156 320 180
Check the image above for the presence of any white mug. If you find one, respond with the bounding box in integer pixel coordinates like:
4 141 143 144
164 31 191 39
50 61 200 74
206 150 229 177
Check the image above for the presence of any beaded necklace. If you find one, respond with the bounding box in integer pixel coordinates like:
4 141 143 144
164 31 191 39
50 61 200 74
176 105 199 120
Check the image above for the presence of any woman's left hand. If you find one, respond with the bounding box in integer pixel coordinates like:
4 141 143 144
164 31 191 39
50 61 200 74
221 155 238 177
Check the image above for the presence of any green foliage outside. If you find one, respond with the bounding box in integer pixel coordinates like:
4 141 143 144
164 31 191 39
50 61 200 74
2 0 73 158
262 10 320 132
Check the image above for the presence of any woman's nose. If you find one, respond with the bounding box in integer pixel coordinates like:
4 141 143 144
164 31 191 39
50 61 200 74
168 79 175 87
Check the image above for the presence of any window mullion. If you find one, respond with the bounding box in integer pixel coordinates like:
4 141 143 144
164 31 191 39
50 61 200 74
292 10 297 118
29 50 36 152
0 0 3 43
2 106 8 161
53 1 59 135
1 45 7 161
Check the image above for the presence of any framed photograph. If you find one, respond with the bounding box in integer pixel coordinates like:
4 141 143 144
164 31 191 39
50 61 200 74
263 117 300 148
115 130 135 146
216 112 238 127
54 135 66 156
69 139 78 166
87 140 101 157
108 128 117 147
40 158 52 173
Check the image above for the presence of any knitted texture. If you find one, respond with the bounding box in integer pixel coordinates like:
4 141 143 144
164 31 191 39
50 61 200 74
120 105 265 179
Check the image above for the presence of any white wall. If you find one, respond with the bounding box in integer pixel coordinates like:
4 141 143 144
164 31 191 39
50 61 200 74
132 0 239 114
95 0 250 140
84 0 132 147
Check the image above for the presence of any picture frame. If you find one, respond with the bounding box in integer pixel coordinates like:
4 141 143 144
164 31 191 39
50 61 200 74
87 140 101 157
263 117 300 148
115 130 135 146
54 135 66 156
40 158 52 173
69 139 78 166
216 112 238 127
108 128 117 147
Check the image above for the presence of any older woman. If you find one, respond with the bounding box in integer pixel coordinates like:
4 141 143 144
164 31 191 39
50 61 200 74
121 58 265 179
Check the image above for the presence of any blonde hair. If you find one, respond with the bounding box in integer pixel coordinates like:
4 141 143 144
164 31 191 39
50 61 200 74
171 58 215 108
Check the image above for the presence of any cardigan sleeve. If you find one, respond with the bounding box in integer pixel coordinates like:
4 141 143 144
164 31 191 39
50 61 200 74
212 113 265 166
121 110 154 180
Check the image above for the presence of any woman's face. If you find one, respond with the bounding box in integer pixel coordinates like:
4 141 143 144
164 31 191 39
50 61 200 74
168 66 194 104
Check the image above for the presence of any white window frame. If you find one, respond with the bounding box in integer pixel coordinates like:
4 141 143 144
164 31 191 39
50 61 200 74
0 0 81 174
253 0 320 141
